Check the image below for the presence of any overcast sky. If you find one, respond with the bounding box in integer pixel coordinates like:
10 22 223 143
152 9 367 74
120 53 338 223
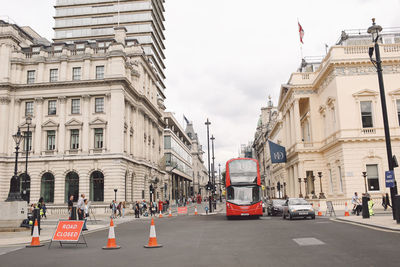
2 0 400 169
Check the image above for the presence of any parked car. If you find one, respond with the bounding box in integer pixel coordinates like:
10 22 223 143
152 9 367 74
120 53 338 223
282 198 315 220
267 199 286 216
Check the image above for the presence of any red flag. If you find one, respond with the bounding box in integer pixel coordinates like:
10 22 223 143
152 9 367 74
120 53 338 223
298 22 304 44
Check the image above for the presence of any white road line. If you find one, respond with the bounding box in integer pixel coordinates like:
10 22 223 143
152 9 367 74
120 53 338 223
293 237 325 246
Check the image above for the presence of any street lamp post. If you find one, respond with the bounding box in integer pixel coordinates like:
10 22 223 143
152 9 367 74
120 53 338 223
283 182 287 199
23 116 32 203
218 163 222 201
211 135 216 209
362 171 368 193
277 181 281 199
298 178 303 198
6 128 24 201
318 172 326 199
368 18 398 219
205 118 212 213
114 188 117 201
303 178 309 199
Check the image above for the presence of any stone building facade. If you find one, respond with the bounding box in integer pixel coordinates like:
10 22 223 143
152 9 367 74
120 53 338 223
254 28 400 204
185 122 208 196
163 113 192 203
0 21 166 206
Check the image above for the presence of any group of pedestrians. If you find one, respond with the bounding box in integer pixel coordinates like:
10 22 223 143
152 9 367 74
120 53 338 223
110 200 126 219
133 199 170 218
351 192 391 216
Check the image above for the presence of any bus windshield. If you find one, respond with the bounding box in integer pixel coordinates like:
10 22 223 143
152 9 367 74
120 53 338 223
227 185 261 205
228 159 257 184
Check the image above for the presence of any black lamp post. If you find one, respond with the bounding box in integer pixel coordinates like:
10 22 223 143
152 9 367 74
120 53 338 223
362 171 368 193
283 182 287 199
114 188 117 201
205 118 212 213
218 163 222 201
368 18 398 220
6 128 24 201
277 181 281 199
318 172 326 199
211 135 216 208
23 116 32 202
298 178 303 198
303 178 309 199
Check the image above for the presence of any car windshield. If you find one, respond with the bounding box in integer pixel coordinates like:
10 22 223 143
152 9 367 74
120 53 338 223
288 199 309 205
227 185 261 205
272 200 286 206
228 160 257 184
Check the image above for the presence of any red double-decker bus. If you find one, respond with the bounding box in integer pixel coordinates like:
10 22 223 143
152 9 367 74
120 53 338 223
225 158 263 218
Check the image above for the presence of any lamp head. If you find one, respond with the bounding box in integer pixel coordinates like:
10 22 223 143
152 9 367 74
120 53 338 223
367 18 382 42
12 128 23 146
114 188 118 193
26 116 32 125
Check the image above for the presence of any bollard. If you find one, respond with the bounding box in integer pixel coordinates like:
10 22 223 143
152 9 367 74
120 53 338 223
394 195 400 224
362 196 370 219
31 208 41 235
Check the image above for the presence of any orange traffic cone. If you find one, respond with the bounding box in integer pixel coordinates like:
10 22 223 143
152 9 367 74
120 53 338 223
194 206 198 215
159 210 163 218
144 218 163 248
168 208 172 217
317 203 323 216
26 219 44 247
344 202 350 216
102 219 121 249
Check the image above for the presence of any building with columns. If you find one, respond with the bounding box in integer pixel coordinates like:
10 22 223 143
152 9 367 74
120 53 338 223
0 20 166 208
185 121 208 196
255 27 400 204
163 113 193 203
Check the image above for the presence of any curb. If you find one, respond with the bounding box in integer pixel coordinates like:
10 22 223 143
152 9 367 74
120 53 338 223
333 217 400 232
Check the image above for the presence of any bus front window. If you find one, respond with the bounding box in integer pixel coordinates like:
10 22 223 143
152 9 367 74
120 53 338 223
227 186 260 205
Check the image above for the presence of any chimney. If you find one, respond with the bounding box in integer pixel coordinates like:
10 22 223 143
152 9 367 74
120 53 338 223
114 26 127 44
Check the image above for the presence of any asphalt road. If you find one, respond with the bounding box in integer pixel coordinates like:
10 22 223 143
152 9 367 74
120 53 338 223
1 213 400 267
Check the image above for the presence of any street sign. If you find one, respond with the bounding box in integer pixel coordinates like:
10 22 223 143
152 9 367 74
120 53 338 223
177 206 188 215
50 220 87 248
385 170 395 188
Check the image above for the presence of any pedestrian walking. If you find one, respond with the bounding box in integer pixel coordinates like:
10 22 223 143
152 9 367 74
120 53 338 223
77 194 85 220
134 201 140 218
150 202 155 216
368 197 374 216
68 195 74 220
117 202 122 217
82 199 89 231
122 201 126 218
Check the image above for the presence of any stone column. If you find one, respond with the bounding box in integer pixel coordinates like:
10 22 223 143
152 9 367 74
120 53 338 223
109 90 125 153
34 98 43 155
290 104 295 146
0 97 10 155
294 163 299 197
82 95 90 153
125 102 131 154
58 96 66 154
293 99 301 144
285 112 290 147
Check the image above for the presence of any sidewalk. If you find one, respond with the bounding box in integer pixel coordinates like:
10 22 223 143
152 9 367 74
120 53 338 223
333 209 400 231
0 214 137 247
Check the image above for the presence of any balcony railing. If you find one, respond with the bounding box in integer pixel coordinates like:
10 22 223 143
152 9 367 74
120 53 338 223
361 128 376 134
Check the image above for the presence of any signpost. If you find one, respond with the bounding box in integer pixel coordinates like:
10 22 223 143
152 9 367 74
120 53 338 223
49 220 87 248
386 171 395 188
325 201 336 217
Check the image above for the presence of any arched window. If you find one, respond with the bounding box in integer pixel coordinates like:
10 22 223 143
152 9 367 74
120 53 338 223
65 172 79 203
19 173 31 203
41 172 55 203
90 171 104 202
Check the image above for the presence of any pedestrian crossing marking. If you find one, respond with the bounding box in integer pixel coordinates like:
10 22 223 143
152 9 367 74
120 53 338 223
293 237 325 246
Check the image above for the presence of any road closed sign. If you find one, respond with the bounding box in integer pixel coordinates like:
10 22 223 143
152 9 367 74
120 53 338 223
52 220 84 242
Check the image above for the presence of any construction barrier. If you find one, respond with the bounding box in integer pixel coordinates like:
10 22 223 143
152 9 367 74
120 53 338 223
194 206 198 215
159 210 163 218
177 206 188 215
144 218 162 248
317 203 323 216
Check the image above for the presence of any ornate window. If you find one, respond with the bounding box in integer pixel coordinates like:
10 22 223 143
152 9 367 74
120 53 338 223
41 172 55 203
94 128 103 149
47 130 56 150
366 164 380 191
72 67 81 80
95 97 104 113
48 100 57 115
96 65 104 79
90 171 104 202
27 70 35 84
65 172 79 203
70 129 79 149
360 101 373 128
25 101 34 117
50 69 58 82
71 99 80 114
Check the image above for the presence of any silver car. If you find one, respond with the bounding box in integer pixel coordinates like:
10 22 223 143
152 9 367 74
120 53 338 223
282 198 315 220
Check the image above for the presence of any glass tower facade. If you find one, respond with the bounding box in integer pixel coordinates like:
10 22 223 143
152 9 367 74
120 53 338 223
53 0 166 84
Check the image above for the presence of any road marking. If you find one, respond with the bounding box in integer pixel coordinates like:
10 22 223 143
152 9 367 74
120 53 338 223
0 246 24 256
293 237 325 246
259 217 271 220
315 221 331 224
